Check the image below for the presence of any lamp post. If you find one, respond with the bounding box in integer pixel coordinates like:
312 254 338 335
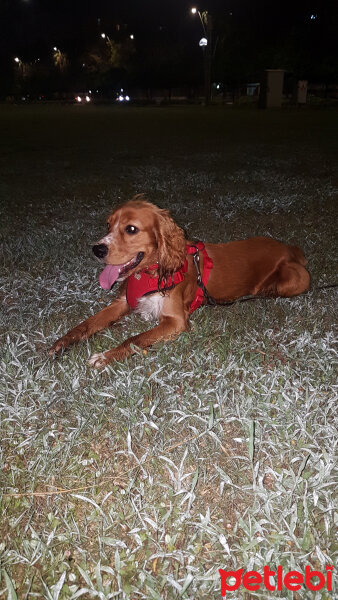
14 56 24 79
191 7 213 106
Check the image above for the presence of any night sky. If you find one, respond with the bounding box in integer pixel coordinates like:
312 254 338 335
1 1 331 59
0 0 336 90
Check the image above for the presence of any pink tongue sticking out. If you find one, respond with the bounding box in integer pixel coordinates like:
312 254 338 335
99 265 122 290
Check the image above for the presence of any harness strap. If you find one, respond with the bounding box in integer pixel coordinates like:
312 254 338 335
126 242 215 313
186 242 214 313
126 260 187 309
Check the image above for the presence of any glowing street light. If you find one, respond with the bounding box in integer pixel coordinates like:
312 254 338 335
191 6 206 35
100 32 111 44
14 56 25 79
130 34 134 40
191 7 213 105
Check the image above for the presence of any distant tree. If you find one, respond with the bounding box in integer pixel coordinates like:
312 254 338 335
53 49 69 71
80 38 135 91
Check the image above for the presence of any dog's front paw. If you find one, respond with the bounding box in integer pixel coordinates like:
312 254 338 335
49 326 88 355
88 352 109 369
49 338 68 355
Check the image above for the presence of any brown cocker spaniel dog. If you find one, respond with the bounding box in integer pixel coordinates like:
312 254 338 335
49 196 310 368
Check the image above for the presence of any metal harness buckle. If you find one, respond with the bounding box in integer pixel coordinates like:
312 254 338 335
191 245 217 307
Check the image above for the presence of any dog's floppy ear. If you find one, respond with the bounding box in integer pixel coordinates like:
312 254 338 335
154 208 186 284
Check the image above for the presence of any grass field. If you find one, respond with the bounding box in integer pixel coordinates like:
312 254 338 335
0 104 337 598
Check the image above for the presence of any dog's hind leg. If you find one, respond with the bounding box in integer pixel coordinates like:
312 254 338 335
271 262 311 297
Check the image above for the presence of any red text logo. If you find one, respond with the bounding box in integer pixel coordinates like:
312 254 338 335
219 564 333 596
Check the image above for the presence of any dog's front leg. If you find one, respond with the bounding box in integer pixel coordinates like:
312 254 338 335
88 315 187 368
49 296 130 354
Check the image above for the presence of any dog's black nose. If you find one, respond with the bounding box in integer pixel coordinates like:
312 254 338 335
92 244 108 259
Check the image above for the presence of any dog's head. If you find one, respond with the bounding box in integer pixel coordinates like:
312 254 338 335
93 195 186 290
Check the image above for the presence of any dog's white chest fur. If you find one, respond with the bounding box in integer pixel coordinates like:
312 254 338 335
135 293 164 321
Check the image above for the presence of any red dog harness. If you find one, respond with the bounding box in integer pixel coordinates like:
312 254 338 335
126 242 213 314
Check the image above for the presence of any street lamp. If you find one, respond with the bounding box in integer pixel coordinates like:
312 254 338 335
191 7 206 35
191 7 213 106
14 56 25 82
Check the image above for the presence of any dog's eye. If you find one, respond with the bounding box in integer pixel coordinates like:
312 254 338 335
106 222 110 232
125 225 139 235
